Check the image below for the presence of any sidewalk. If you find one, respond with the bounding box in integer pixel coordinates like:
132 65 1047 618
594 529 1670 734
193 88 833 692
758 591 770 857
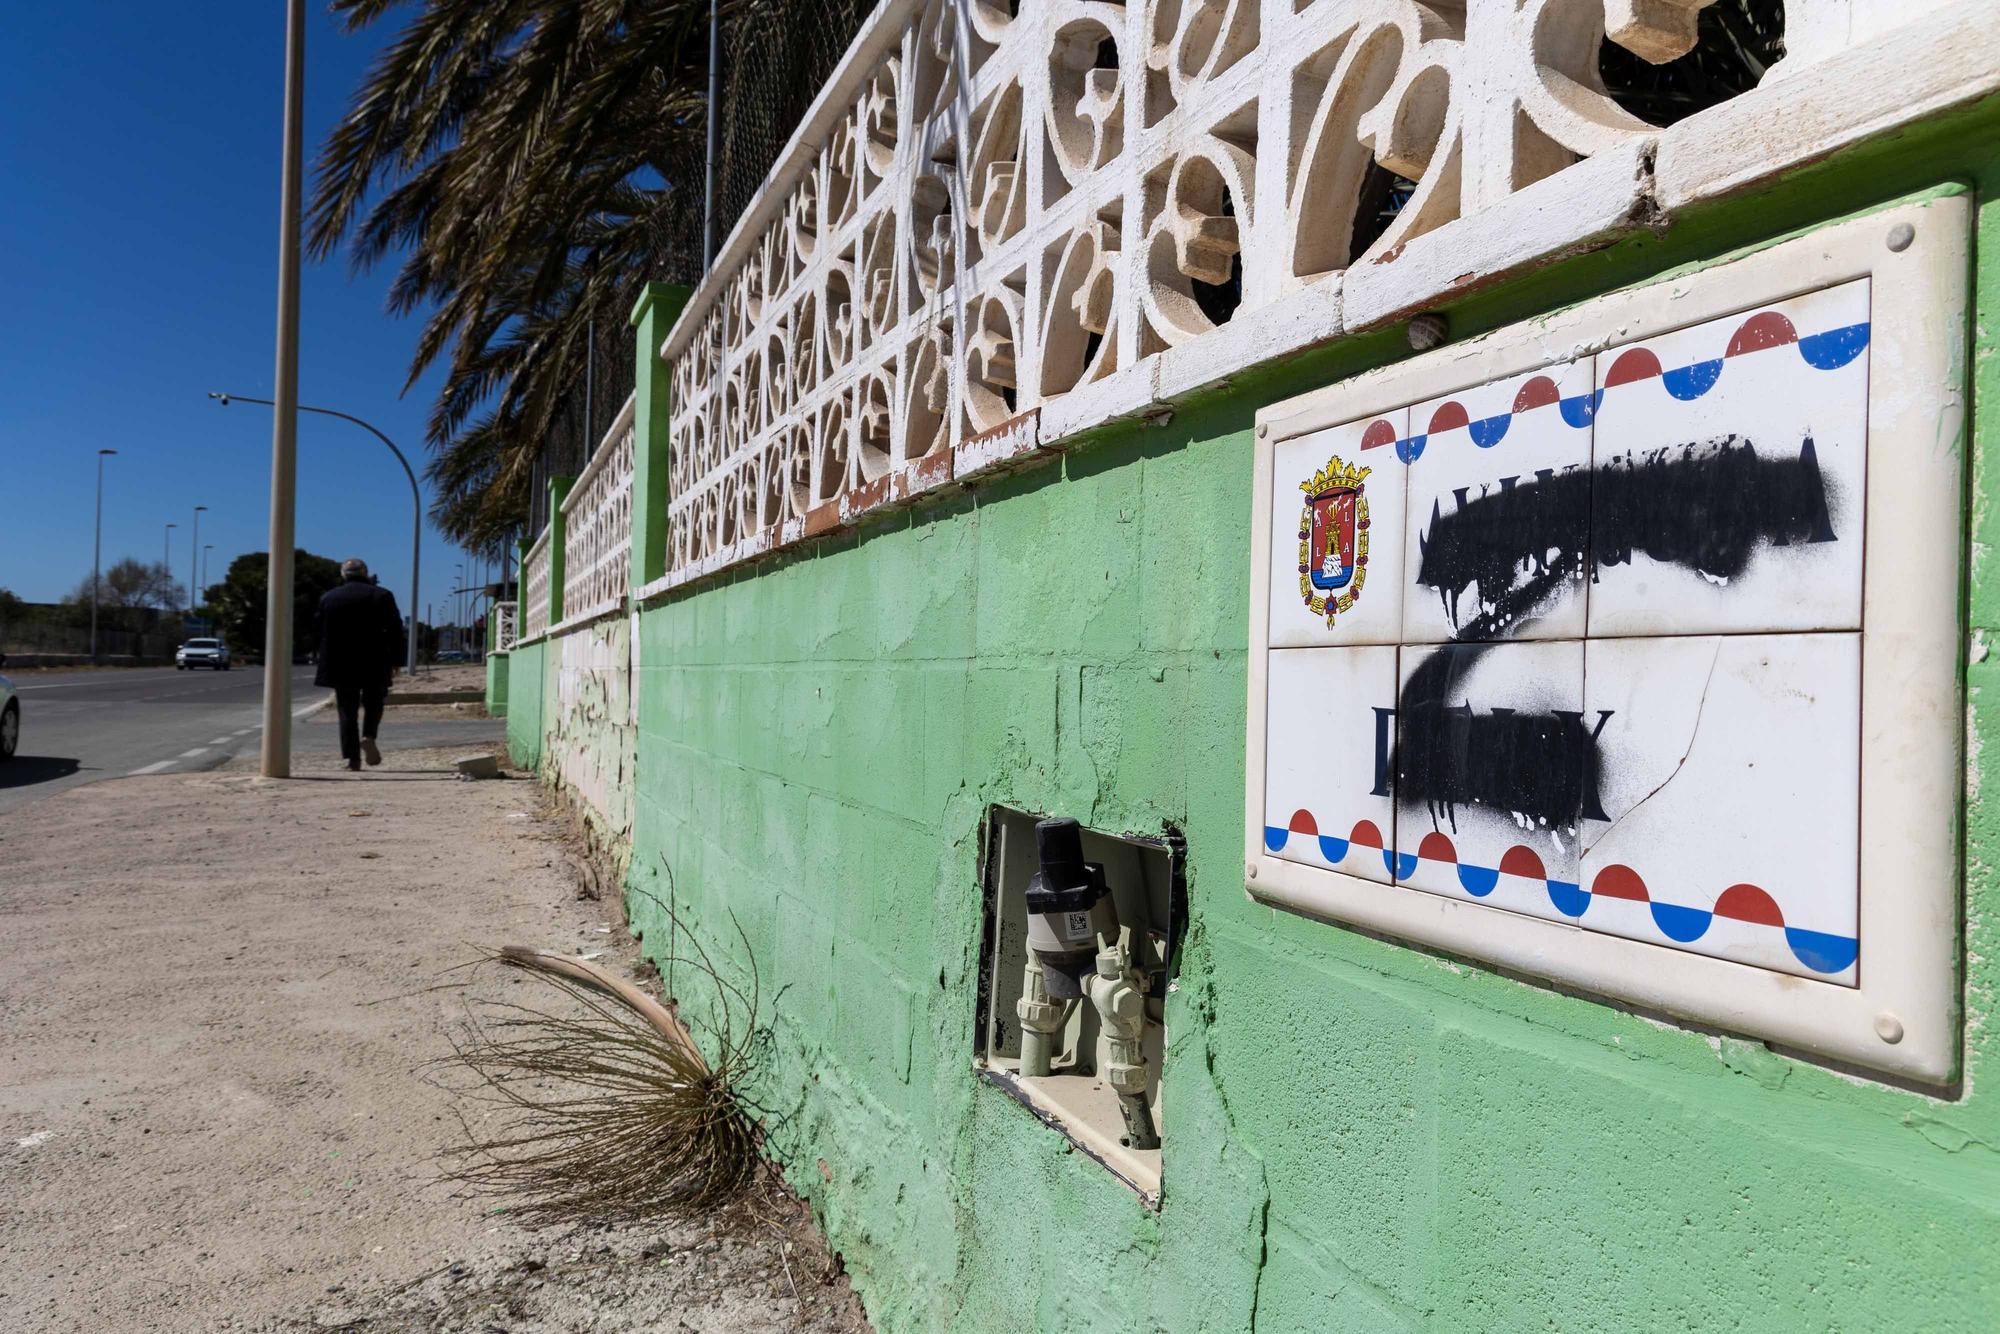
0 737 866 1333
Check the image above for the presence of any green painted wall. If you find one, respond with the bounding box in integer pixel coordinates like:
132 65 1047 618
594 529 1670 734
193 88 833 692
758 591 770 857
485 649 509 718
504 638 546 770
613 102 2000 1333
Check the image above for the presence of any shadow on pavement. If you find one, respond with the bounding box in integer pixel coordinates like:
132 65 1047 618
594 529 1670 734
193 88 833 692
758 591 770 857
0 756 84 789
288 773 468 783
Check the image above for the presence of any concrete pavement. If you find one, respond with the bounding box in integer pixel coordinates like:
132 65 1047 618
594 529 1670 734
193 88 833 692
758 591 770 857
0 665 505 817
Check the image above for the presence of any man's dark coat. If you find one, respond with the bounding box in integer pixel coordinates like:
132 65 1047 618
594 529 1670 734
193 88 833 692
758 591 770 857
314 579 404 691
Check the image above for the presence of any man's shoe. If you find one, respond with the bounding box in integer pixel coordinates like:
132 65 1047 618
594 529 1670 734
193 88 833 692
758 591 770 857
362 736 382 766
346 758 362 771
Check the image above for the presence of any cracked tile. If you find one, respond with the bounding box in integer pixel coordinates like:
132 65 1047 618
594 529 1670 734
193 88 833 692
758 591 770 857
1578 633 1861 984
1395 640 1587 923
1402 358 1594 646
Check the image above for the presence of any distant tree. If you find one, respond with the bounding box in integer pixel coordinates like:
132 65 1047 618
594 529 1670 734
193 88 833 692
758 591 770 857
0 587 22 619
64 558 184 611
207 551 346 659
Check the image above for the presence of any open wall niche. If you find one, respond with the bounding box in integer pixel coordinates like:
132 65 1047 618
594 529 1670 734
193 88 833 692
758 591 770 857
974 806 1184 1203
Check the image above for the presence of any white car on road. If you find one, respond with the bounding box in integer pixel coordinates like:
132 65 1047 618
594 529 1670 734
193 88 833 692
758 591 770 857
176 639 231 671
0 653 17 761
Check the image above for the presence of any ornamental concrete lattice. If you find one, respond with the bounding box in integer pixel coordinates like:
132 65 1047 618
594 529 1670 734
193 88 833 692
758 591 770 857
647 0 1975 592
480 4 2000 1326
521 529 551 640
558 399 637 627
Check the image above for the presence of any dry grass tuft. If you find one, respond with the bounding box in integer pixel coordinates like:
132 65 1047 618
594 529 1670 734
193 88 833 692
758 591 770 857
436 897 765 1227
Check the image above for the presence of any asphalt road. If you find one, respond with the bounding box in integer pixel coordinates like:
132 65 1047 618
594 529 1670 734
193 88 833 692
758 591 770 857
0 665 503 817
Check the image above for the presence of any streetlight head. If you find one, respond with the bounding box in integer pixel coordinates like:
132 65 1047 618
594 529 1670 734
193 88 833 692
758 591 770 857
99 448 117 456
196 505 208 514
209 392 230 405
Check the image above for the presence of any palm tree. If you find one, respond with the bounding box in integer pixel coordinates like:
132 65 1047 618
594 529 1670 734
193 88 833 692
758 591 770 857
311 0 871 549
322 0 1779 554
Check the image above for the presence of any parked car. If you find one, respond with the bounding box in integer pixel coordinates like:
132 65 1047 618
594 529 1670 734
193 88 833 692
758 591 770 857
0 653 17 761
176 638 231 671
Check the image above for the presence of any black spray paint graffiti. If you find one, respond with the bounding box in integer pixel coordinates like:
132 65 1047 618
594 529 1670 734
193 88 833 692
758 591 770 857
1413 436 1837 640
1386 437 1837 833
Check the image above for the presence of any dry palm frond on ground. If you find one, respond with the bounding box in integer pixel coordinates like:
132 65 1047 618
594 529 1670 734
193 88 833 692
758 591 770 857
438 899 765 1226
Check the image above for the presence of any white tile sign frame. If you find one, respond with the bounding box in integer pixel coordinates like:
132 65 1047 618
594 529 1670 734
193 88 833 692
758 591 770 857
1245 195 1969 1084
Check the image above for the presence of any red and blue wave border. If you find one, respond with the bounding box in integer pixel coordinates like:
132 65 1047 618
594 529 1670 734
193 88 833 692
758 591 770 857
1355 309 1870 465
1263 810 1857 976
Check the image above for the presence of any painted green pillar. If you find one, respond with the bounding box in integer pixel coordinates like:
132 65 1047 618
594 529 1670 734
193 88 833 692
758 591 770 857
629 282 692 592
546 475 575 627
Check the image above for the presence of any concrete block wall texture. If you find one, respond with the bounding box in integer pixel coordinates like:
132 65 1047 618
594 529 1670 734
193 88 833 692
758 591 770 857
503 638 546 772
543 616 637 845
484 651 509 719
601 95 2000 1334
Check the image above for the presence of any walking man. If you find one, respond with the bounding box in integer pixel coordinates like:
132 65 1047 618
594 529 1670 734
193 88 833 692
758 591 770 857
315 558 404 771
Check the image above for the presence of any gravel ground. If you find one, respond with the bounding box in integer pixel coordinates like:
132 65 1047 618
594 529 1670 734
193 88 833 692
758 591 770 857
404 665 488 693
0 738 867 1333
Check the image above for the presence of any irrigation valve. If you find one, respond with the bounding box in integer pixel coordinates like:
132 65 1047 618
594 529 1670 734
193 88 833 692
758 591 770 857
1021 818 1114 999
1015 818 1160 1151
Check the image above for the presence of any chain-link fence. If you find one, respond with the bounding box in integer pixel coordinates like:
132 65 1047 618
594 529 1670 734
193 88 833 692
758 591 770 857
528 312 641 537
711 0 875 253
524 0 876 537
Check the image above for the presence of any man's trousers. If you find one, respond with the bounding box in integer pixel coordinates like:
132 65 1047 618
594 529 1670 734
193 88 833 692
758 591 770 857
334 683 387 763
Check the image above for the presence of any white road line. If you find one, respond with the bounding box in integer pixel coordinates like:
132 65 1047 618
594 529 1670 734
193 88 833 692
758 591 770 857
176 748 210 760
128 760 176 775
209 736 233 746
234 727 257 736
17 678 171 692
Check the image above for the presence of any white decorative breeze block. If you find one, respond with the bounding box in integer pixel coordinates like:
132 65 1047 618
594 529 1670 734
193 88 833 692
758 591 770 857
522 535 551 641
641 1 1988 590
560 398 638 626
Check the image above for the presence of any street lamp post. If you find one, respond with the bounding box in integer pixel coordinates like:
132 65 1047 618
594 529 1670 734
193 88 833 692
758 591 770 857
209 393 421 677
190 506 206 618
92 449 117 664
257 0 306 779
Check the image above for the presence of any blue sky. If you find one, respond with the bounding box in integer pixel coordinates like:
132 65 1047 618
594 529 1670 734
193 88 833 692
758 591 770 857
0 3 494 624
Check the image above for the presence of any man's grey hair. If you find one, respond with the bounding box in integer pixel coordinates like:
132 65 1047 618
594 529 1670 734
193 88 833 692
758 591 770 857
341 558 370 580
